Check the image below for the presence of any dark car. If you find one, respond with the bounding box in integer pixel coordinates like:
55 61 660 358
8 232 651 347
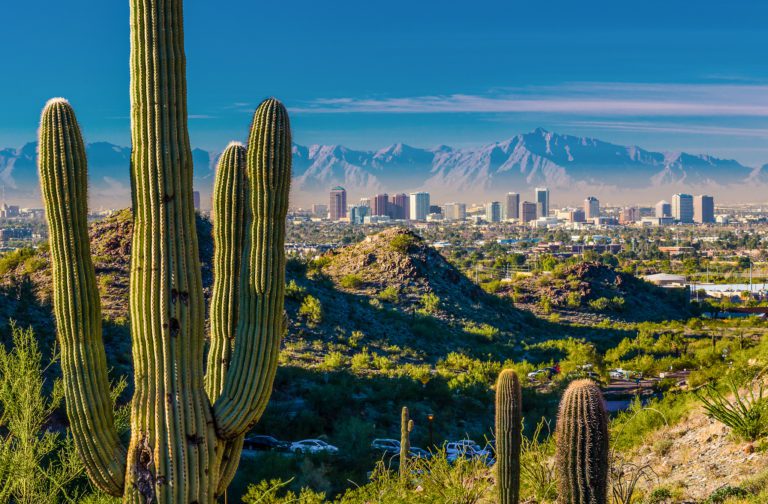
243 435 290 452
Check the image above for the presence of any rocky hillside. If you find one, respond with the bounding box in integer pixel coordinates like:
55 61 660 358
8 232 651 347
504 262 691 323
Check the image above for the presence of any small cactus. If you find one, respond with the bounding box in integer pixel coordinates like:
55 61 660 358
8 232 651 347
400 406 414 480
555 379 609 504
495 369 522 504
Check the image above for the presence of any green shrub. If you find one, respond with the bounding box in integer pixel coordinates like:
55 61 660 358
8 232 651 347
419 292 441 314
340 274 364 290
242 479 326 504
377 286 400 304
390 234 417 254
321 352 347 370
567 291 582 308
299 295 324 327
463 322 500 341
286 280 307 300
588 297 611 311
0 248 36 276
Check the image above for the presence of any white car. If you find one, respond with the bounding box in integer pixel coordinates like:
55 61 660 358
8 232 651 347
446 440 489 460
290 439 339 455
371 438 401 454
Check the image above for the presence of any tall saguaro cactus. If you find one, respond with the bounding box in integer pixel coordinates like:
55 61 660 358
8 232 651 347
495 369 522 504
37 0 291 501
555 380 609 504
400 406 414 480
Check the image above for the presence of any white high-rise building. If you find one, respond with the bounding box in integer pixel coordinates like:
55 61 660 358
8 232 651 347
505 192 520 220
672 193 694 223
409 192 430 221
535 187 550 218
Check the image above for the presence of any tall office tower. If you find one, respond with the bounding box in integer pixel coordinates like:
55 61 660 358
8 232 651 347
443 202 467 221
388 193 410 220
359 197 371 208
505 192 520 220
520 201 537 223
193 191 201 211
372 193 389 216
409 192 430 221
329 186 347 221
349 205 369 224
672 193 694 223
312 204 328 218
655 200 672 218
694 195 715 224
535 187 550 218
584 196 600 220
570 209 586 223
485 201 502 223
619 206 640 224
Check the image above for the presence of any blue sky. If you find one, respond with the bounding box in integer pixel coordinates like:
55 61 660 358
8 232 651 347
2 0 768 166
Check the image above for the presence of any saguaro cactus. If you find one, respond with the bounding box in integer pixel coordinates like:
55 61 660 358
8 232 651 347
555 380 609 504
400 406 414 480
495 369 522 504
37 1 291 501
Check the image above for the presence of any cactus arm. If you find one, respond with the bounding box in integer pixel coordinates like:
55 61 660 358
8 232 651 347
38 99 127 496
213 98 291 439
204 142 248 491
205 142 248 399
495 369 522 504
127 0 217 502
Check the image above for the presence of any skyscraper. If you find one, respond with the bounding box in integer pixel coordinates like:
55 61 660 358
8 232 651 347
694 195 715 224
329 186 347 221
672 193 694 223
584 196 600 220
443 202 467 221
485 201 502 223
535 187 550 218
389 193 410 220
409 192 430 221
619 206 640 224
655 200 672 218
372 193 389 216
505 192 520 220
520 201 537 223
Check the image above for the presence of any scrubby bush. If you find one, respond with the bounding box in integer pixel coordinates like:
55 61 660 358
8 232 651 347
377 286 400 304
300 295 324 326
390 234 417 254
340 274 364 290
286 279 308 300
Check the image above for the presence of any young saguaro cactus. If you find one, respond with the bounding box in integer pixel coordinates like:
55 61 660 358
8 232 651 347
400 406 414 480
555 379 609 504
37 1 291 502
495 369 522 504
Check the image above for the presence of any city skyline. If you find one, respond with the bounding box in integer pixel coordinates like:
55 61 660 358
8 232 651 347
2 1 768 171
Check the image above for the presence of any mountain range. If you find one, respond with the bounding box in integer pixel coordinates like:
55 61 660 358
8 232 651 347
2 128 766 208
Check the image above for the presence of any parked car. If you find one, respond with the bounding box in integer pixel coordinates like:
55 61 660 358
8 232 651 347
409 447 430 459
371 438 401 454
290 439 339 455
527 369 551 380
446 440 490 461
243 435 290 452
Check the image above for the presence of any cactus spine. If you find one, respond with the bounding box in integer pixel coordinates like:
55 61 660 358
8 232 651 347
37 1 291 501
495 369 522 504
400 406 414 480
555 380 609 504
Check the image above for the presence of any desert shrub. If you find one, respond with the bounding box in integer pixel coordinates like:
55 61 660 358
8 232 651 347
340 274 364 290
0 248 36 276
589 297 611 311
481 280 502 294
463 322 500 341
520 418 557 503
377 286 400 304
299 295 324 327
539 296 553 314
566 291 582 308
704 485 748 503
350 348 372 371
286 280 307 300
696 377 768 441
389 234 417 254
242 479 326 504
419 292 441 314
23 257 46 275
321 351 347 371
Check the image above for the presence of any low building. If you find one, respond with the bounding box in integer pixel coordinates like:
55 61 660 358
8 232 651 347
643 273 687 288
